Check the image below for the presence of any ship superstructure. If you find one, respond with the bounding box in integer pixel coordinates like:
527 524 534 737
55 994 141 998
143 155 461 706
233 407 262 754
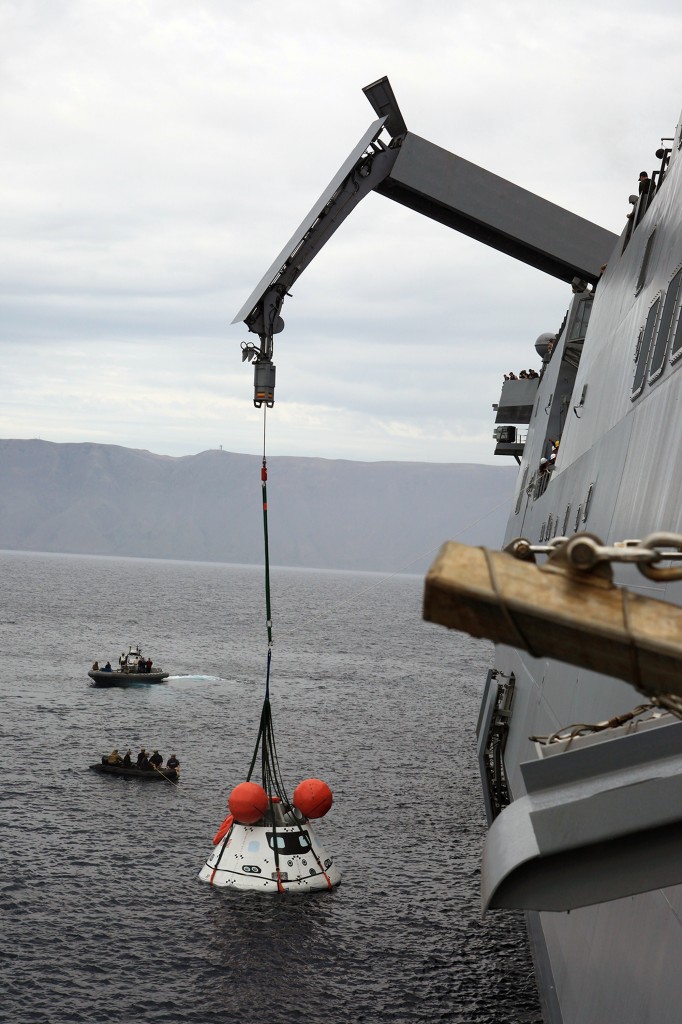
471 109 682 1023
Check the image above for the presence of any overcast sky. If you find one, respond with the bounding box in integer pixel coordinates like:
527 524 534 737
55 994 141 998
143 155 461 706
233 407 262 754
2 0 682 464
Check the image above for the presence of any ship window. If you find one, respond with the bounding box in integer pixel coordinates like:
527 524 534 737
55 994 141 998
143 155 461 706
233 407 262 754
574 505 582 531
635 229 657 295
535 472 550 499
515 468 529 515
583 484 594 522
670 272 682 365
562 505 572 535
650 267 682 381
569 297 593 341
631 296 661 399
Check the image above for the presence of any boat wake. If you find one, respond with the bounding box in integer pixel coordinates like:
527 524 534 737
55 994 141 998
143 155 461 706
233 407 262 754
166 674 224 682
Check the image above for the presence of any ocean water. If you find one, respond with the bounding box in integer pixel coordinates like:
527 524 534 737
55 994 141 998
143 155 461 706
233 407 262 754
1 550 541 1024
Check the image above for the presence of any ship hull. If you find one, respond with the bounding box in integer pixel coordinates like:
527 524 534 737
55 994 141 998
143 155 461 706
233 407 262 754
484 120 682 1022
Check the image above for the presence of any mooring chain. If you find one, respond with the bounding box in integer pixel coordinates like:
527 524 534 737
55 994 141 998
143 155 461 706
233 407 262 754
507 532 682 582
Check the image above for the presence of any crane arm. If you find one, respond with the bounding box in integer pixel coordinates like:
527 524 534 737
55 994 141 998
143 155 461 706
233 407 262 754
235 77 617 406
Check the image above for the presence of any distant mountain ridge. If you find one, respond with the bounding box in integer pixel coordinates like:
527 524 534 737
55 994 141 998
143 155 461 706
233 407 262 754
0 440 518 572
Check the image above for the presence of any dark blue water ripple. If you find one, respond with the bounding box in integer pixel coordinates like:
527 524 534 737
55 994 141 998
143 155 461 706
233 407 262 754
0 551 541 1023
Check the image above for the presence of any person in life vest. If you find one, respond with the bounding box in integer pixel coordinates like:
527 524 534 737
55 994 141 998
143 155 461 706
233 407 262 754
149 750 163 769
166 753 180 772
107 749 123 766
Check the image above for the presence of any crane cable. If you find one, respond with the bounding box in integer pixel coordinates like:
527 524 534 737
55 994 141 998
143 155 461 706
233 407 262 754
243 406 288 887
261 407 273 688
246 406 281 791
242 406 332 891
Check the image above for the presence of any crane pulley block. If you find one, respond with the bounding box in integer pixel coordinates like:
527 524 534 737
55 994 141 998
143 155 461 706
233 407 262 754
254 361 276 408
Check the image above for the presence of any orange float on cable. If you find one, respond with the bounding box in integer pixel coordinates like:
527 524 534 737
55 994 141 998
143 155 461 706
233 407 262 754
293 777 333 818
228 781 269 824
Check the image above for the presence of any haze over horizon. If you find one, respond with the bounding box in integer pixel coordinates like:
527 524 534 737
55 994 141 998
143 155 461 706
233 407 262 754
0 439 517 572
3 1 682 465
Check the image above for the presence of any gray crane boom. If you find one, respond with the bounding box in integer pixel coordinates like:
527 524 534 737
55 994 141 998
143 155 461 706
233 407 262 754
235 77 617 406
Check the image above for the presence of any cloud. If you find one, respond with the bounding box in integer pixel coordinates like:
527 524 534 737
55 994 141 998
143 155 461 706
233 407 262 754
2 0 681 463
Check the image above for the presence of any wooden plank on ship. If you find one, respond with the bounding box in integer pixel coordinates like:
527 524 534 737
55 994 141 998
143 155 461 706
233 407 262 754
423 541 682 699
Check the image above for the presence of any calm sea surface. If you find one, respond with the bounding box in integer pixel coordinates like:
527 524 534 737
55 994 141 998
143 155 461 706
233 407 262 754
1 550 541 1024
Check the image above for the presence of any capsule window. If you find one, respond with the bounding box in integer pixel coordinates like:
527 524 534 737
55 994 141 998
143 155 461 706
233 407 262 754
266 831 311 855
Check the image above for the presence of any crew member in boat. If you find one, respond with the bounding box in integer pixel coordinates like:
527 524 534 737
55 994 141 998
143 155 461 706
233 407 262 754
102 662 112 672
145 658 153 673
136 747 149 769
166 753 180 772
107 748 123 766
149 749 163 769
92 661 99 671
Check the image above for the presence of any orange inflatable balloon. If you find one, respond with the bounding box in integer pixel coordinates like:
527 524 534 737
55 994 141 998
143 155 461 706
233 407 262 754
228 781 269 824
212 814 234 846
293 778 333 819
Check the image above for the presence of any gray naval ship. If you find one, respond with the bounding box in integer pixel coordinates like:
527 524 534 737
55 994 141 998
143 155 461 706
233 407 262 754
234 77 682 1023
